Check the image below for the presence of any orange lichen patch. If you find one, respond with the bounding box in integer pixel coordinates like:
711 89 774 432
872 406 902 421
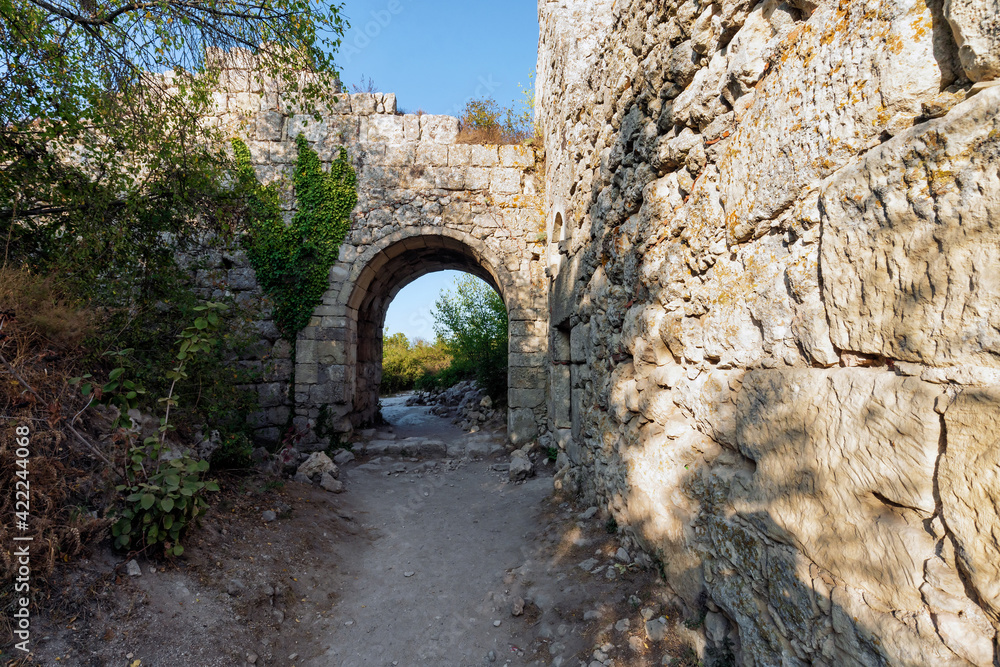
885 33 904 55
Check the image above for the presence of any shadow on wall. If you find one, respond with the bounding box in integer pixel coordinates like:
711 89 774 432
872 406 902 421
596 360 999 666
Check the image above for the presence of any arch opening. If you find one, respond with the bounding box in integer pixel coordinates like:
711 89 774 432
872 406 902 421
345 233 514 429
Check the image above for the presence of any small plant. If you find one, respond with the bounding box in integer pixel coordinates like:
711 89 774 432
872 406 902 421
546 446 559 462
351 75 378 93
456 95 535 145
107 303 229 556
70 349 147 428
605 515 619 534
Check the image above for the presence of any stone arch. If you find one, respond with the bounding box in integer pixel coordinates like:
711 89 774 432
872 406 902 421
294 226 547 446
341 228 519 428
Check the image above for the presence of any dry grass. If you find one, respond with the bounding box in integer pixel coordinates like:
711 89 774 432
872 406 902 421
0 269 112 646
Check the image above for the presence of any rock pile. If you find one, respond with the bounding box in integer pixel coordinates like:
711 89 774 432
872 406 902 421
405 381 504 433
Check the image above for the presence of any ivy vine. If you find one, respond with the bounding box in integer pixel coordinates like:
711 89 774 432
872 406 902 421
233 134 357 340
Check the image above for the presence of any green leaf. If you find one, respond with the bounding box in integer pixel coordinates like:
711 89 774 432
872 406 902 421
108 367 125 381
140 494 156 510
160 497 174 512
172 545 184 556
194 317 208 329
163 515 174 530
205 481 220 492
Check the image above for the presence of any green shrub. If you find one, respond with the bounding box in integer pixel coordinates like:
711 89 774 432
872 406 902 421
381 332 451 394
77 303 230 556
431 275 508 400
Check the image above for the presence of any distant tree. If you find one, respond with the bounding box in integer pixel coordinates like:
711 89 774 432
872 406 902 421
381 331 451 394
432 275 508 399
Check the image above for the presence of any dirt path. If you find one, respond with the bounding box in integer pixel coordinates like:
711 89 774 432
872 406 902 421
27 396 692 667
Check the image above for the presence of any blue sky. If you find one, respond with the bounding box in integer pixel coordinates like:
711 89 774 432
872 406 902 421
336 0 539 116
334 0 539 340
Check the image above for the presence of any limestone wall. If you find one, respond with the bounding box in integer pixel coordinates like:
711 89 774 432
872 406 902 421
538 0 1000 664
191 50 549 446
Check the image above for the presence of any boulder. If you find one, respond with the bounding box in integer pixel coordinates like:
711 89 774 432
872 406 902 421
296 452 338 481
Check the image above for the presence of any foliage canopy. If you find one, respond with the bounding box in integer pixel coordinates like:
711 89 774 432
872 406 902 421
0 0 348 297
432 275 508 399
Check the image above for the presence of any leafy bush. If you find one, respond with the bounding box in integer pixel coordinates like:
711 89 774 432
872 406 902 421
432 275 508 400
380 332 451 395
101 303 229 556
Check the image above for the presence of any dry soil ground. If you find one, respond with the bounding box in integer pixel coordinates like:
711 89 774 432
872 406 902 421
19 396 699 667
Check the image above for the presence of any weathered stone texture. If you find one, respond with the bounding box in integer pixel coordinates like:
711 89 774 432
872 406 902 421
538 0 1000 663
941 387 1000 624
944 0 1000 81
822 87 1000 368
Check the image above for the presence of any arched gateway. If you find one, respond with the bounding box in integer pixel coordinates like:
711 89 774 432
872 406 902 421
294 225 547 445
197 49 549 447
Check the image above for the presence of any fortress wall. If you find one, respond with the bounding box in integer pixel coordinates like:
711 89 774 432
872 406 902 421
537 0 1000 663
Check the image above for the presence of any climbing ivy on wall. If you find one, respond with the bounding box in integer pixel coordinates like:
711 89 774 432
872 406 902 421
233 135 357 340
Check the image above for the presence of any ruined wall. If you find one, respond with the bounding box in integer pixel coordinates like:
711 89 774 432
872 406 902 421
186 50 548 446
538 0 1000 664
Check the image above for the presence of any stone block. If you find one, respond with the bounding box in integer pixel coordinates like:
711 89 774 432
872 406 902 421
449 144 498 167
509 366 546 389
382 92 397 114
420 115 459 144
258 383 286 408
227 268 257 290
296 363 317 385
510 388 545 408
508 352 546 367
270 141 296 164
570 323 589 362
510 334 545 353
296 340 316 365
254 427 281 446
499 145 534 168
229 92 258 114
255 110 284 141
317 340 347 365
245 140 270 164
325 93 351 114
720 0 950 243
416 143 449 167
324 116 360 145
286 114 325 143
464 167 491 190
944 0 1000 81
490 168 522 194
508 408 538 445
733 368 943 611
430 167 465 190
822 88 1000 368
367 115 406 145
551 365 572 428
403 114 421 141
352 93 377 115
381 144 415 166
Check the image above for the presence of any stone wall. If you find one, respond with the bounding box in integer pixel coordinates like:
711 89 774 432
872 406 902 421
189 49 549 447
538 0 1000 664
